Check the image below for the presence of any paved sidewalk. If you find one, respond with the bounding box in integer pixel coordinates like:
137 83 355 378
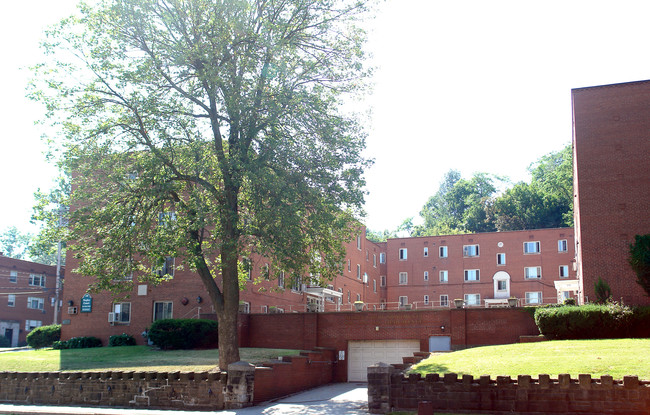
0 382 369 415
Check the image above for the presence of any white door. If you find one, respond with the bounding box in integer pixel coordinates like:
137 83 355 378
348 340 420 382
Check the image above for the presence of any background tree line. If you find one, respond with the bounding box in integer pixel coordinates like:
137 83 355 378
368 144 573 241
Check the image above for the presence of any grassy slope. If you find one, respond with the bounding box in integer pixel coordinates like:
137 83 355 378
410 339 650 380
0 347 299 372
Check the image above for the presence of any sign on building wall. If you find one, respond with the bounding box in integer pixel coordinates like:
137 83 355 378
80 293 92 313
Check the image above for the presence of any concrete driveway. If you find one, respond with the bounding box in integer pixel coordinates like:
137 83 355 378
0 383 369 415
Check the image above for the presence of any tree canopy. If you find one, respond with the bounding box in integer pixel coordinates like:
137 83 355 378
32 0 373 369
373 144 574 238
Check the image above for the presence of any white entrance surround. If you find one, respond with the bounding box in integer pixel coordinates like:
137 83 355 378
304 287 343 311
554 280 580 303
492 271 511 299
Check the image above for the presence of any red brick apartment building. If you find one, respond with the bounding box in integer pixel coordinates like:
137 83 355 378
572 80 650 305
61 227 386 342
0 255 61 346
61 223 576 343
385 228 577 309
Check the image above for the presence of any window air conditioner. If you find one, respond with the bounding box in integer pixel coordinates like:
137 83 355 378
363 273 368 283
67 307 78 315
108 312 116 323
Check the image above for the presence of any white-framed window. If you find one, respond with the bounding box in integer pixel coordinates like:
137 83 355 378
525 266 542 279
399 296 408 306
399 272 408 285
262 263 270 280
379 253 386 264
497 253 506 265
158 211 177 226
373 279 377 293
29 274 46 287
347 291 351 303
356 264 361 279
112 303 131 324
558 239 568 253
423 247 429 257
424 295 429 305
8 294 15 307
424 271 429 281
325 285 335 303
440 295 449 307
153 301 173 321
463 244 480 257
464 294 481 306
154 256 175 277
261 305 268 314
27 297 44 310
25 320 42 331
239 301 250 314
357 235 361 250
243 258 252 281
497 280 508 291
291 276 302 292
439 270 448 283
559 265 569 278
380 275 386 287
347 259 351 272
399 248 408 260
373 254 377 267
338 288 343 305
525 292 543 304
439 246 448 258
9 271 17 283
464 269 480 282
524 241 541 254
278 271 285 288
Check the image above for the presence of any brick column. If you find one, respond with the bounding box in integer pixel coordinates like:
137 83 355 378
224 361 255 409
368 362 396 414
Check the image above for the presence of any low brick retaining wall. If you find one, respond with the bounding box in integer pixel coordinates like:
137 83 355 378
0 370 227 410
0 348 337 411
368 363 650 415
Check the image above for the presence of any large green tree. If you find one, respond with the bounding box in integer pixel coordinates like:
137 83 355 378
416 170 499 235
0 227 32 260
32 0 372 369
488 144 573 231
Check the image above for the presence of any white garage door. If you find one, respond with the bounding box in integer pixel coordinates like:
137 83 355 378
348 340 421 382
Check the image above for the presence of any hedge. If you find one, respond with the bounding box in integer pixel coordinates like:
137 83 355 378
147 319 218 350
53 336 102 349
534 303 650 340
108 333 136 347
26 325 61 349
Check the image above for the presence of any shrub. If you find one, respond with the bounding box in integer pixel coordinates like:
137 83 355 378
594 277 612 303
108 333 136 347
534 303 633 340
26 325 61 349
629 234 650 297
53 336 102 349
147 319 218 350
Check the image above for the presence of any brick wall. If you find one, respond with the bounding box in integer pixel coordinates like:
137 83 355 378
0 370 225 410
241 308 540 382
572 80 650 306
368 364 650 415
0 348 337 410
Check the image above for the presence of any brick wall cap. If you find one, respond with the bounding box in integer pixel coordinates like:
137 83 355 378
228 361 255 371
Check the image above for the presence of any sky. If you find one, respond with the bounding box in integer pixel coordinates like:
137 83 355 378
2 0 650 236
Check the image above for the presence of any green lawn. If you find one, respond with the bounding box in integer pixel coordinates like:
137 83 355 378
410 339 650 380
0 346 299 372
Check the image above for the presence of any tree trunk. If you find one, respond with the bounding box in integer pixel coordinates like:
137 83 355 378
217 242 241 370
